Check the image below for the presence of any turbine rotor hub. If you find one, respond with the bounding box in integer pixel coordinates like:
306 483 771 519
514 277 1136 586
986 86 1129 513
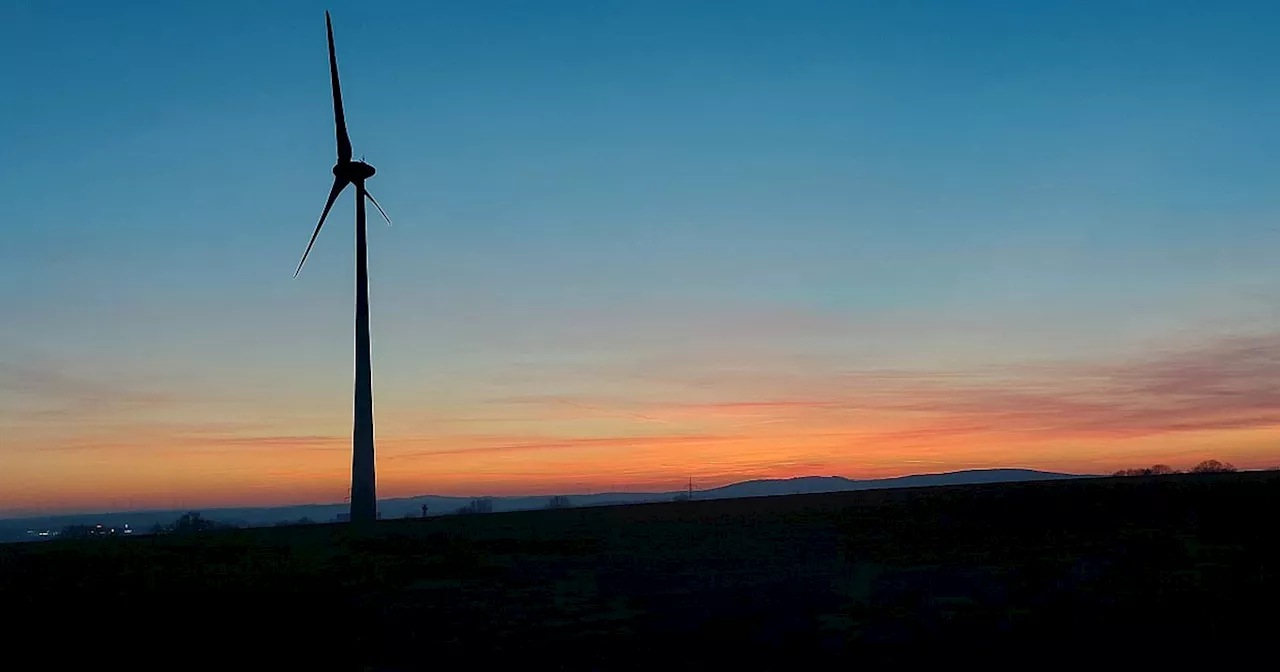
334 160 376 181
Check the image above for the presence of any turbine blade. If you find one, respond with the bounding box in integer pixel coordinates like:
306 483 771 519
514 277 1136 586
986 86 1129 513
295 178 349 277
365 189 392 226
326 11 353 163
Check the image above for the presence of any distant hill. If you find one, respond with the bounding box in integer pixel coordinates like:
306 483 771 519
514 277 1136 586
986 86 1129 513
0 468 1088 542
699 469 1082 500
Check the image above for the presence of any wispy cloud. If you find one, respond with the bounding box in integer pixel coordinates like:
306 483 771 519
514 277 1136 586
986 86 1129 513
483 332 1280 446
493 394 672 424
184 434 350 450
383 433 734 461
863 333 1280 441
0 360 220 423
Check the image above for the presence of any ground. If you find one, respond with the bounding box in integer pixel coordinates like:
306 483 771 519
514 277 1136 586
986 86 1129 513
2 472 1275 669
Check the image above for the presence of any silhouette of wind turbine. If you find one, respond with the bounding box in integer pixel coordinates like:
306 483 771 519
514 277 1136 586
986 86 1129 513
294 11 391 526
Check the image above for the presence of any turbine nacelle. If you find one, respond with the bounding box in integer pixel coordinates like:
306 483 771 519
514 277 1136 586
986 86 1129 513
335 160 376 182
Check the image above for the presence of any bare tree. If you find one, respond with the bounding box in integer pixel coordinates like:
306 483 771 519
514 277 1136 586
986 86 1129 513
171 511 216 533
455 498 494 515
546 495 572 509
1191 459 1237 474
1114 464 1183 476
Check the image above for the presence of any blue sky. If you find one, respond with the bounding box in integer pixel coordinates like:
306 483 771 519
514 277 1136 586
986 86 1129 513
1 1 1278 512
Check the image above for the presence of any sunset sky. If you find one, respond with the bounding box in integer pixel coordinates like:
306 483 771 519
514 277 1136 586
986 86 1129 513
2 1 1278 516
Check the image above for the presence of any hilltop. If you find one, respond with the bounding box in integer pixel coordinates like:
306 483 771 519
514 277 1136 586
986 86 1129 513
698 468 1077 498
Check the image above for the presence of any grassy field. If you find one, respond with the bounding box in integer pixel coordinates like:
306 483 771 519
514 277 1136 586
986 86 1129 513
3 472 1276 669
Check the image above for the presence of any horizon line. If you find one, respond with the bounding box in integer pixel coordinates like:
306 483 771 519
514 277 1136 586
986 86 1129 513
0 466 1105 521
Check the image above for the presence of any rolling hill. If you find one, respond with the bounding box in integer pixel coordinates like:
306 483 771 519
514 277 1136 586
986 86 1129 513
0 468 1087 541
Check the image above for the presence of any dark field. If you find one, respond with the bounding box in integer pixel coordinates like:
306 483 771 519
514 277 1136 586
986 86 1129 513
3 473 1277 669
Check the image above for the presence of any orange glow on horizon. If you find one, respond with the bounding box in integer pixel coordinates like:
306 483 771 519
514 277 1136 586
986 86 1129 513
4 416 1277 516
4 331 1278 515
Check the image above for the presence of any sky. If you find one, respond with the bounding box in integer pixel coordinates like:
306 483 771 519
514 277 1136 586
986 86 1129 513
1 0 1279 516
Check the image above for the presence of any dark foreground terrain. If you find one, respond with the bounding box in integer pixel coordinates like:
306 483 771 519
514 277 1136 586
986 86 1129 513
3 473 1276 669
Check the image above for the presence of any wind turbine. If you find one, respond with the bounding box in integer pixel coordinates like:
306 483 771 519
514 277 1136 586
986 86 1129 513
294 10 392 525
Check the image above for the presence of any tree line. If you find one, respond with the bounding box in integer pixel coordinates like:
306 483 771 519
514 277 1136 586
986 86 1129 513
1113 460 1238 477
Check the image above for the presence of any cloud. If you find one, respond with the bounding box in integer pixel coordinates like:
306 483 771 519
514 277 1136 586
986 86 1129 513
486 331 1280 446
0 361 218 423
382 433 736 461
880 333 1280 441
0 363 161 402
492 394 672 424
184 434 350 450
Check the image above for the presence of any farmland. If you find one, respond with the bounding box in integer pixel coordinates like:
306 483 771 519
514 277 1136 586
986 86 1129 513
3 472 1275 669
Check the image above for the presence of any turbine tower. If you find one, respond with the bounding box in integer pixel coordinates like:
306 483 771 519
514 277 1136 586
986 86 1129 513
294 10 391 525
